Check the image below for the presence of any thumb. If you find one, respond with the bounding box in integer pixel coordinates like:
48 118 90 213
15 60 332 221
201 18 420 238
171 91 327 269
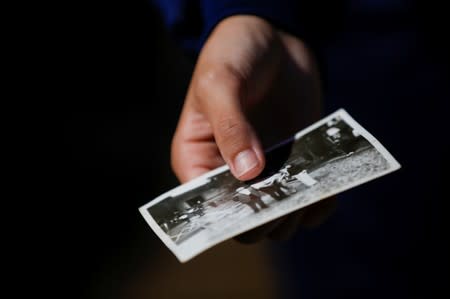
193 66 265 181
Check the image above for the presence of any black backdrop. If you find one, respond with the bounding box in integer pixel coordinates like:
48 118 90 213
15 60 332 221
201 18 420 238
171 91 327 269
22 2 192 298
15 1 448 298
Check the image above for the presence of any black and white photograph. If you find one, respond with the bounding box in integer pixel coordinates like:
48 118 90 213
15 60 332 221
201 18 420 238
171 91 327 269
139 109 400 262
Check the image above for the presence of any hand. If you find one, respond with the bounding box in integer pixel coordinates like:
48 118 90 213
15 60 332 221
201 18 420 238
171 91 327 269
171 15 335 242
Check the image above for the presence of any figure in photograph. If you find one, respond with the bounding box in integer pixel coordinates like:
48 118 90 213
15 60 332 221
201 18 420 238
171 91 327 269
254 165 296 200
233 186 268 213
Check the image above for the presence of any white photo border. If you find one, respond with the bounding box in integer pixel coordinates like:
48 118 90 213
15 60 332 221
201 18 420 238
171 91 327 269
138 109 401 262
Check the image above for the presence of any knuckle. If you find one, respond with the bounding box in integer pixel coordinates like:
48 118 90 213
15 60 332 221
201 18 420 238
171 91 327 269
215 117 249 154
216 117 245 140
194 64 243 101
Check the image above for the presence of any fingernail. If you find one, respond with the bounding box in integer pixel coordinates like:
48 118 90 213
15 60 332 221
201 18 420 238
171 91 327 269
233 149 259 177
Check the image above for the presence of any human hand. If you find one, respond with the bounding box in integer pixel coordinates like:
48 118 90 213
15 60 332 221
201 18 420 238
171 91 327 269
171 15 335 242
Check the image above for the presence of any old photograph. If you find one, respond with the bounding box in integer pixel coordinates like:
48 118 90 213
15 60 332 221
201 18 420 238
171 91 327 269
139 109 400 262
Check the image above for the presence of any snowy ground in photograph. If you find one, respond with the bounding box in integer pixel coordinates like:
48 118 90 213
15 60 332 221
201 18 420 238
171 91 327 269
166 147 389 245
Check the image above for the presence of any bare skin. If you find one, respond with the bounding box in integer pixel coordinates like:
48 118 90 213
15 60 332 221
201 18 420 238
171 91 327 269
171 15 336 242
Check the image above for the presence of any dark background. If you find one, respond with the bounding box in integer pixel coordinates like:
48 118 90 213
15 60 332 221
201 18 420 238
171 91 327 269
17 0 448 298
23 2 190 298
24 1 276 298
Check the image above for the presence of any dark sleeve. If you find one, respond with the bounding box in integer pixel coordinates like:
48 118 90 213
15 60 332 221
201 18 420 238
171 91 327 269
150 0 303 54
200 0 303 40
